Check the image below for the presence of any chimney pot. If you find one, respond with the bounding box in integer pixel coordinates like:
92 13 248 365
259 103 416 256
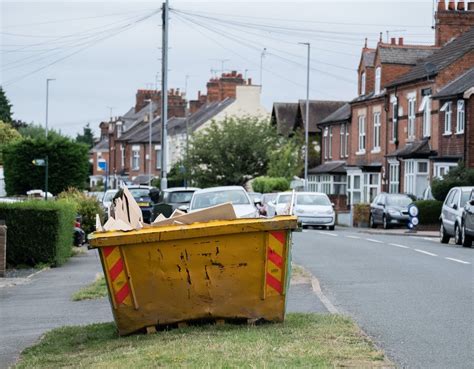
448 0 455 9
438 0 446 11
398 37 404 45
457 1 465 10
391 37 396 45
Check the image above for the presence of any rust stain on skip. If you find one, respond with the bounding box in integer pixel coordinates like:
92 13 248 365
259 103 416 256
89 216 297 336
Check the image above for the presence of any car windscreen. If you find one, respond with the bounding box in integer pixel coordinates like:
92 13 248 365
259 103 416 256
277 194 292 204
461 191 471 206
248 193 262 202
262 193 277 204
386 195 412 207
129 189 150 199
296 194 331 206
103 191 118 202
169 191 194 203
192 190 250 209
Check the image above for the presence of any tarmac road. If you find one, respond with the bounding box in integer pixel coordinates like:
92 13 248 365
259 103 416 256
292 227 473 369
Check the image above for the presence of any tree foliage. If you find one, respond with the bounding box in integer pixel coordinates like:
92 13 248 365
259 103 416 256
76 123 95 149
431 163 474 201
0 120 22 164
0 87 13 123
187 117 278 187
252 176 290 193
267 133 303 179
3 136 90 196
18 123 62 140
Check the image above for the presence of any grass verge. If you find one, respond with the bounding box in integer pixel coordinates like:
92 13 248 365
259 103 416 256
71 274 107 301
16 313 389 368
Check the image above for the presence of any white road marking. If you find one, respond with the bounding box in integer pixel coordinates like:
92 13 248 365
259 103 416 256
345 235 360 239
445 257 471 265
414 249 438 257
389 243 409 249
366 238 384 244
316 231 338 237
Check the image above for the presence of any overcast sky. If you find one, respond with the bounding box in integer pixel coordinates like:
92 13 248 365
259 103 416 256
1 1 435 137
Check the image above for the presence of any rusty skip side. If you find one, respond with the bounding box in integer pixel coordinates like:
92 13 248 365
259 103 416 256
90 216 298 335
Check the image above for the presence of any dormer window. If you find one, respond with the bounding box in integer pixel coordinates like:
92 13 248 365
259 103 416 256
375 67 381 94
361 72 366 95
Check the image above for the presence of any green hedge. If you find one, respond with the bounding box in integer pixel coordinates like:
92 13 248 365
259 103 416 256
0 200 76 267
252 176 290 193
414 200 443 225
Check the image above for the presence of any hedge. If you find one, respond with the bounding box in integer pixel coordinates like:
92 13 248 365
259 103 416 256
414 200 443 225
353 203 370 227
0 200 76 267
252 176 290 193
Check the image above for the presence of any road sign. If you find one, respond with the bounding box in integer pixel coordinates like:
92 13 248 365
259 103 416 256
32 159 46 166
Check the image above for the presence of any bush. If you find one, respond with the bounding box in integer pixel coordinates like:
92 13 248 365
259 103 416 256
353 203 370 227
252 176 290 193
414 200 443 225
431 163 474 201
0 200 76 267
57 188 104 235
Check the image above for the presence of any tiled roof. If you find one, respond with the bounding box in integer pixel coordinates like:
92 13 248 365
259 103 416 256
91 138 109 152
308 161 346 175
386 139 434 158
378 46 436 65
433 67 474 99
319 103 351 125
388 27 474 87
271 102 299 136
299 100 347 132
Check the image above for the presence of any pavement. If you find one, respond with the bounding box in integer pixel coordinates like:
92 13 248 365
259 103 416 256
356 227 439 238
292 226 473 369
0 247 327 369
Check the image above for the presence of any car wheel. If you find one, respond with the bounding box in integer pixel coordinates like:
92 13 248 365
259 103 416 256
454 224 462 245
328 225 335 231
369 215 377 229
440 223 450 244
382 215 390 229
461 224 472 248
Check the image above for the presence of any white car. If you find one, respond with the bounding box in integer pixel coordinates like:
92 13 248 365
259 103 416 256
273 192 294 216
189 186 259 218
293 192 336 230
102 189 118 214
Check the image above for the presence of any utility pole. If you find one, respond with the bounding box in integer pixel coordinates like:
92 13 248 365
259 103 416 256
299 42 310 191
45 78 54 201
160 0 169 190
260 48 266 88
148 100 153 186
184 74 190 188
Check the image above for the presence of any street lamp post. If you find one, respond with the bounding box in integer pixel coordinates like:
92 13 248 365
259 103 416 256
299 42 311 191
148 100 153 186
45 78 55 200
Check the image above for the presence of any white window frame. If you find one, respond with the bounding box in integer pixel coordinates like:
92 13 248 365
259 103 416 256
357 115 366 154
120 144 125 167
375 67 381 95
131 148 140 171
361 72 366 95
456 100 465 134
372 112 381 152
404 159 430 198
363 173 381 203
340 123 348 159
328 126 333 159
420 96 431 137
347 170 363 205
441 102 452 135
155 144 162 169
389 161 400 194
407 95 416 140
323 127 329 160
434 162 457 179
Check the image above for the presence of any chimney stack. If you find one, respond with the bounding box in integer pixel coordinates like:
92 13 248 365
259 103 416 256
457 1 465 10
398 37 404 45
468 1 474 10
391 37 396 45
438 0 446 11
448 0 456 10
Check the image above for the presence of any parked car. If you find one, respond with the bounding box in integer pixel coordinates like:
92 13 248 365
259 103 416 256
461 189 474 247
188 186 258 218
293 192 335 230
370 193 413 229
160 187 199 210
261 193 278 216
101 189 118 215
127 186 154 223
273 192 294 216
440 186 474 245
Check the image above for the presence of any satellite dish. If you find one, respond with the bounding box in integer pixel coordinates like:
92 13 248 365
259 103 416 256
424 62 437 76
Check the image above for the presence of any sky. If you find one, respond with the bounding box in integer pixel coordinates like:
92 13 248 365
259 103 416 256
1 1 435 138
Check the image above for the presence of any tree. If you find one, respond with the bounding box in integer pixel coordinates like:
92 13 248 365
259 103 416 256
267 133 303 179
431 163 474 201
18 123 62 140
0 120 22 164
76 123 95 149
3 136 90 196
0 87 13 123
187 117 278 187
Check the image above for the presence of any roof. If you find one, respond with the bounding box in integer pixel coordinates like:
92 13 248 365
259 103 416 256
388 27 474 87
91 138 109 152
271 103 299 136
299 100 347 132
308 161 346 175
433 67 474 99
350 90 387 104
319 103 351 125
378 45 436 65
386 139 435 158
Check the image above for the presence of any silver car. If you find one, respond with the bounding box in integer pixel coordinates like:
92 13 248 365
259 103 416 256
189 186 259 218
440 186 474 245
293 192 336 230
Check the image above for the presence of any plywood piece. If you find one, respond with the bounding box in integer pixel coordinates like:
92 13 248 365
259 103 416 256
95 214 104 232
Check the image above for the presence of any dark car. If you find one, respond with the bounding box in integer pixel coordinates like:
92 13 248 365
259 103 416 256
370 193 413 229
151 187 199 220
128 186 154 223
461 189 474 247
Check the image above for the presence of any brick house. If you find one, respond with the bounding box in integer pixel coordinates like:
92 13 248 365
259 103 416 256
90 122 111 188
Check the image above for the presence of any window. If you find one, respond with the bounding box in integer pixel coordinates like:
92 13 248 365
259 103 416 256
389 162 400 193
358 115 366 153
363 173 380 203
120 144 125 167
340 123 349 158
155 145 162 169
441 102 452 134
434 162 457 178
328 127 333 159
408 96 416 140
323 127 328 160
373 112 381 151
131 146 140 170
391 100 398 141
375 67 381 94
361 72 366 95
420 96 431 137
456 100 465 134
404 159 429 199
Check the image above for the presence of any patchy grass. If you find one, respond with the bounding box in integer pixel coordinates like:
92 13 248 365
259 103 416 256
71 246 87 257
291 263 312 285
71 274 107 301
16 314 390 368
